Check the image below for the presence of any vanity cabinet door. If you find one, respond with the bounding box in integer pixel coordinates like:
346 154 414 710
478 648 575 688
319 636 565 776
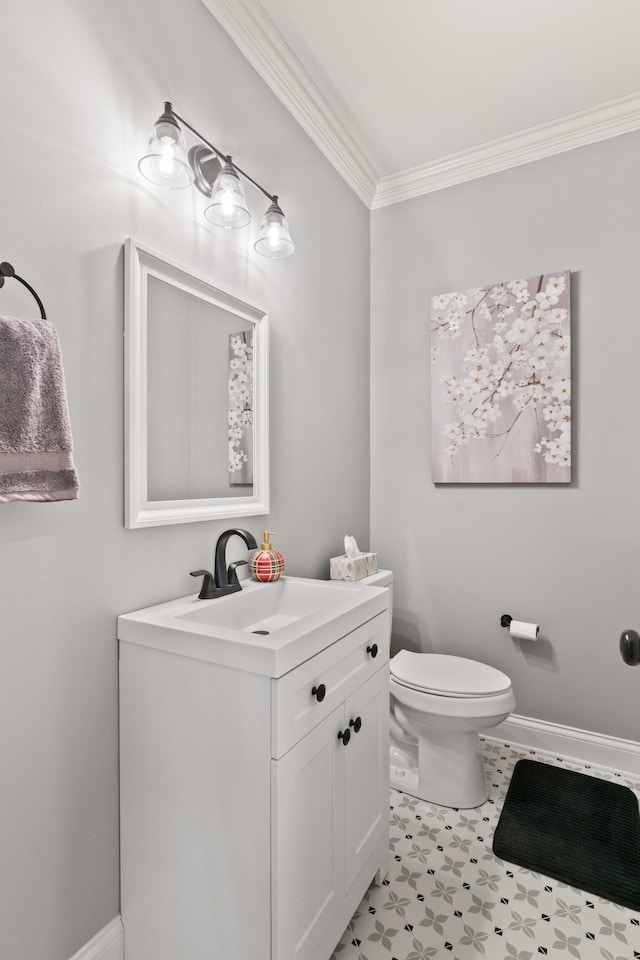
271 705 346 960
344 667 390 889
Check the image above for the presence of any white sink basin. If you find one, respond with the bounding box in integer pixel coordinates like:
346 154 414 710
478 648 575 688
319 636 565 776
178 577 358 633
118 576 390 677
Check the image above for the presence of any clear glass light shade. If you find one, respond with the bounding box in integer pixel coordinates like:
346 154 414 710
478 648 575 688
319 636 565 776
138 118 194 189
254 201 295 258
204 161 251 229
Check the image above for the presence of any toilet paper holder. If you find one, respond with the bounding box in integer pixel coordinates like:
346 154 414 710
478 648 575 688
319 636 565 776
500 614 540 640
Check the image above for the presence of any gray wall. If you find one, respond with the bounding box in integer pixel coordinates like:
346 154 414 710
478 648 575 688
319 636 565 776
0 2 371 958
371 132 640 741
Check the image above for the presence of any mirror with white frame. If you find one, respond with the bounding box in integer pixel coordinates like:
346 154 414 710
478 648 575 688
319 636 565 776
124 239 269 528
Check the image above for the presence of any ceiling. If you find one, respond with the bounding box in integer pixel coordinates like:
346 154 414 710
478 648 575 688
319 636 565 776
201 0 640 207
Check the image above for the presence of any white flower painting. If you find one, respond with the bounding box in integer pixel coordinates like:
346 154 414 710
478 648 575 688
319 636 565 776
228 330 253 484
431 271 571 483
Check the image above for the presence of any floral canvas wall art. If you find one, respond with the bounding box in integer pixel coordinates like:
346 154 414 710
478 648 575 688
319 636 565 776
431 271 570 483
228 330 253 485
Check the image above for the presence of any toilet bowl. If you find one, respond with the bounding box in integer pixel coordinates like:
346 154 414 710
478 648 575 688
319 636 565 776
390 650 515 808
349 569 515 809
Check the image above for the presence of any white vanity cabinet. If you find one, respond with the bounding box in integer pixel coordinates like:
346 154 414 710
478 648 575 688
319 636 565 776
272 667 389 960
119 601 390 960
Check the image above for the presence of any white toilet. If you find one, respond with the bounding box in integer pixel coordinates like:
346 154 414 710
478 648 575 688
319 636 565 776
390 650 515 808
356 569 515 809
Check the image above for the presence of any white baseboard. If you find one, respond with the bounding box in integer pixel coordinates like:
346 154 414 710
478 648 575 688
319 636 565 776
69 917 123 960
486 714 640 777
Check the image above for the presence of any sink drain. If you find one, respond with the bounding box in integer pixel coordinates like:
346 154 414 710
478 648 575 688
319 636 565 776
252 629 270 635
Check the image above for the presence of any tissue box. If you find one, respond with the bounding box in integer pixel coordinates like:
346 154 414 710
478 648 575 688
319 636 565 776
330 553 378 582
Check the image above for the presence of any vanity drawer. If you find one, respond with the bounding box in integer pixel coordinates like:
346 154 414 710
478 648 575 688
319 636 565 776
271 610 390 759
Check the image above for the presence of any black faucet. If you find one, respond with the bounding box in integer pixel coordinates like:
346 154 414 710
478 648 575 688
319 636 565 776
190 528 258 600
214 528 258 587
189 570 218 600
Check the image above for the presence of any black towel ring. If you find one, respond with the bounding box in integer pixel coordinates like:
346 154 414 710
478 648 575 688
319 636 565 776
0 261 47 320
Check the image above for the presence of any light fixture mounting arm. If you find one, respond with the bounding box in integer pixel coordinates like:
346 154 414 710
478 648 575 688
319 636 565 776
168 103 277 204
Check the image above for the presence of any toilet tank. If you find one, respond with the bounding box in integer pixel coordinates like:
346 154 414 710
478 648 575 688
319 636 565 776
355 569 393 609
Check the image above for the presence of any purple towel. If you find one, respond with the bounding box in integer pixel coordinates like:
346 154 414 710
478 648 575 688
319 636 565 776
0 316 79 501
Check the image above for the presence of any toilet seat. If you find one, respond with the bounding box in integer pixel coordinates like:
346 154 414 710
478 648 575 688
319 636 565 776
390 651 512 698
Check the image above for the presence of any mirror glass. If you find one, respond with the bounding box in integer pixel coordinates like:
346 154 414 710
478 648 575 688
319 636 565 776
124 239 269 528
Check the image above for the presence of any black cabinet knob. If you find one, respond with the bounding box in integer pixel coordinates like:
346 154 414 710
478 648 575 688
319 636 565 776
349 716 362 733
337 728 351 746
311 683 326 702
367 643 378 659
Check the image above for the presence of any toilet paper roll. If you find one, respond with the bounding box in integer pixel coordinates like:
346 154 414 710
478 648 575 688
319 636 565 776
509 619 539 641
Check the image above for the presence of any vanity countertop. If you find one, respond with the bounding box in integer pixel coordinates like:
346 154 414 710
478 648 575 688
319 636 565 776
118 576 390 678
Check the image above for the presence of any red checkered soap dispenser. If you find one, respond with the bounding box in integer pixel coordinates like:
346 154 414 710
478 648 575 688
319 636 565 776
249 531 285 582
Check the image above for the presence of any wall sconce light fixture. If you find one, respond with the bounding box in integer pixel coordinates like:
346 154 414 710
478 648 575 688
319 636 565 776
138 102 295 259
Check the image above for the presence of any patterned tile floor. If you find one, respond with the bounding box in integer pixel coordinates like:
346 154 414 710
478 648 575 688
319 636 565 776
332 741 640 960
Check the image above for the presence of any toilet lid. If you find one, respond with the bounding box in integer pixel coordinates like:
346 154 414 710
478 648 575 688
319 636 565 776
390 651 512 698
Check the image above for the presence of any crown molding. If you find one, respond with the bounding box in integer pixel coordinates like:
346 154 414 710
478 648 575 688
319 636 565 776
200 0 378 207
199 1 640 211
371 92 640 208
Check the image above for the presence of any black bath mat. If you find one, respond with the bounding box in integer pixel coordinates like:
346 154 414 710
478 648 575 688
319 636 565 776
493 758 640 911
